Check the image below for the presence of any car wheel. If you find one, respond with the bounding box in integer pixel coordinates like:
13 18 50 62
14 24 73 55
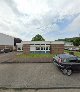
62 69 67 74
67 69 72 76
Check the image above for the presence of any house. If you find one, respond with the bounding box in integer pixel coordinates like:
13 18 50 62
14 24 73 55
0 33 14 50
16 41 64 54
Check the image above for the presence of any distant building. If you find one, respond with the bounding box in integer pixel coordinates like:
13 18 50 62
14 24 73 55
64 42 74 47
0 33 14 50
16 41 64 54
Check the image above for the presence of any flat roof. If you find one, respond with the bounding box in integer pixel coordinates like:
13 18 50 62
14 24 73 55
0 33 14 38
16 41 64 45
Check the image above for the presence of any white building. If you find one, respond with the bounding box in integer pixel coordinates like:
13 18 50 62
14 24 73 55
16 41 64 54
64 42 74 47
0 33 14 49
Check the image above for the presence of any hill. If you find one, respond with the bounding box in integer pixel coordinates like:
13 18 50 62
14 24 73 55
56 37 80 46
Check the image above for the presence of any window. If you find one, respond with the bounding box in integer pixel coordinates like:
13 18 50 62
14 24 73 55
36 47 40 50
49 47 50 50
69 57 78 63
78 58 80 60
43 47 45 50
41 47 43 50
41 44 45 45
18 48 21 50
46 47 48 50
69 59 77 63
35 44 40 45
46 44 50 45
22 47 23 50
41 47 45 50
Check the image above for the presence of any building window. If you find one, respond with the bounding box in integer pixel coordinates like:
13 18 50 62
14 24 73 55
41 47 43 50
43 47 45 50
49 47 50 50
41 44 45 45
36 47 40 50
22 47 23 50
40 47 45 50
46 47 48 50
18 48 21 50
35 44 40 45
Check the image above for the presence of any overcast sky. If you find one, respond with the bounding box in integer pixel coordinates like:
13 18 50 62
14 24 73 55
0 0 80 41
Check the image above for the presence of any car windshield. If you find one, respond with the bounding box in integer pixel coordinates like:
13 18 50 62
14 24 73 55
78 57 80 60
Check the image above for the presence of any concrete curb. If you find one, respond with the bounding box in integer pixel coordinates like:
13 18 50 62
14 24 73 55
0 86 80 89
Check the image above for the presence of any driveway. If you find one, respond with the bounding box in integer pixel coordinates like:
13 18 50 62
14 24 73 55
0 63 80 88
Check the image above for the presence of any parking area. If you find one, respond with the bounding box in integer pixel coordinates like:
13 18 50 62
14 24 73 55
0 63 80 88
0 52 19 63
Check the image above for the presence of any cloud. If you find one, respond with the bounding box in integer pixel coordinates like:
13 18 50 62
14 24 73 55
14 0 50 15
65 15 80 32
0 0 80 41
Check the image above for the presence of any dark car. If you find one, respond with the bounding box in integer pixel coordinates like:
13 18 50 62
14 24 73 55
53 54 80 76
4 48 10 53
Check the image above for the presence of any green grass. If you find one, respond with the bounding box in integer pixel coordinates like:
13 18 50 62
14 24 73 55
64 50 80 57
17 50 80 58
17 53 55 58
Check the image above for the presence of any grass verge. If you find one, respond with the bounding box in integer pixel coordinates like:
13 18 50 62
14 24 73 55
17 53 55 58
64 50 80 57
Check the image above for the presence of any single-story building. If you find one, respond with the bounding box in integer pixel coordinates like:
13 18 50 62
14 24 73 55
16 41 64 54
64 42 74 48
0 33 14 50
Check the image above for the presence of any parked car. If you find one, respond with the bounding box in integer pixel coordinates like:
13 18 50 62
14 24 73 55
4 48 10 53
68 47 79 51
0 49 4 53
73 48 79 51
53 54 80 76
68 48 73 51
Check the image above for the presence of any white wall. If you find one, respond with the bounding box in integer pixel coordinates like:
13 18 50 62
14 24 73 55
30 45 36 51
0 33 14 45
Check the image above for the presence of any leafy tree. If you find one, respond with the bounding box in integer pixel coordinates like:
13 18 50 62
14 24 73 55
31 34 45 41
73 38 80 46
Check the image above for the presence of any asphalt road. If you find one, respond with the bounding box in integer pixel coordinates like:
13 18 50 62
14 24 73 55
0 63 80 89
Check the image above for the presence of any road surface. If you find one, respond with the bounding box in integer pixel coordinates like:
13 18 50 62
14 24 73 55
0 63 80 88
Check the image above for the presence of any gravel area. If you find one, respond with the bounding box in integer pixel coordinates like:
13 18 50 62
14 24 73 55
0 63 80 88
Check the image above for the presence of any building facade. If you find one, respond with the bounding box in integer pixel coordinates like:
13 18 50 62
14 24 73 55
17 41 64 54
0 33 14 50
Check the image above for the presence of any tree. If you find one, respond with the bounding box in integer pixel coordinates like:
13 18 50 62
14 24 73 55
31 34 45 41
73 38 80 46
